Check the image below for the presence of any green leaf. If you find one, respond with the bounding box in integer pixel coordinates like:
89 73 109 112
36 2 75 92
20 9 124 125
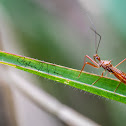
0 50 126 103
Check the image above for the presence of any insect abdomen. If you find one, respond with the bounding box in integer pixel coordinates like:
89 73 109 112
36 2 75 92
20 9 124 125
111 67 126 84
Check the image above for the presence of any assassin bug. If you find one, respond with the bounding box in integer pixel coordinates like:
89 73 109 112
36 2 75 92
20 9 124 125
78 27 126 93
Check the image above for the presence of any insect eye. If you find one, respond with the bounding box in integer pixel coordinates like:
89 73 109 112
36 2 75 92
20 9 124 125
95 56 100 61
96 57 99 60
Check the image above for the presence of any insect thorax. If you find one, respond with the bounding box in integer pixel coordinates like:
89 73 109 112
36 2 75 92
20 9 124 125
100 60 113 72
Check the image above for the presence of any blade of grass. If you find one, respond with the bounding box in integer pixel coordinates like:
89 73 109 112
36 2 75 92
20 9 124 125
0 50 126 103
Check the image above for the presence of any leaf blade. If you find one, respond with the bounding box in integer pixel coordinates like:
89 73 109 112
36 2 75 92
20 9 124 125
0 50 126 103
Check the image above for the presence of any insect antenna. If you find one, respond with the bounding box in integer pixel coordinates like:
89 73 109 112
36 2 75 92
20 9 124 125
85 12 101 54
90 27 101 54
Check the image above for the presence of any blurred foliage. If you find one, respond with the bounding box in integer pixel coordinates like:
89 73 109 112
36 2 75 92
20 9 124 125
101 0 126 38
1 0 126 126
0 0 66 63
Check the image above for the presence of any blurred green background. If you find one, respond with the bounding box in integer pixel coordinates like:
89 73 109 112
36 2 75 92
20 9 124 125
1 0 126 126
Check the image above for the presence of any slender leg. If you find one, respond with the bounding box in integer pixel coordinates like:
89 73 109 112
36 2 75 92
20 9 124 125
115 58 126 68
78 55 99 77
114 82 121 93
105 72 109 77
92 71 105 85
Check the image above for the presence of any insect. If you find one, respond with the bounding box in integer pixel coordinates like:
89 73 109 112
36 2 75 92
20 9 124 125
78 28 126 93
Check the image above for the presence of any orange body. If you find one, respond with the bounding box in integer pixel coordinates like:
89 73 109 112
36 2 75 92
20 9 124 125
98 57 126 85
78 54 126 92
110 67 126 84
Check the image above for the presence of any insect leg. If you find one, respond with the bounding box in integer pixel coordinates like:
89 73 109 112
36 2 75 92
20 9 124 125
115 58 126 68
92 71 105 85
105 72 109 77
114 82 121 93
105 71 113 77
78 55 99 77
